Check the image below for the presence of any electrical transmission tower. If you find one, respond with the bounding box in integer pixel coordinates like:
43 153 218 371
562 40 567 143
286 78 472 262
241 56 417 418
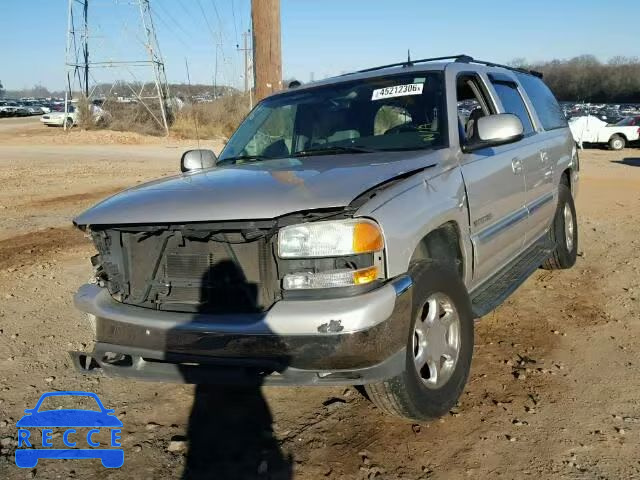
64 0 171 134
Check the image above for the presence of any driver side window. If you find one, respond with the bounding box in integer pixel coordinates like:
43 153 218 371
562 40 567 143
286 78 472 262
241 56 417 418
244 105 297 158
456 74 495 145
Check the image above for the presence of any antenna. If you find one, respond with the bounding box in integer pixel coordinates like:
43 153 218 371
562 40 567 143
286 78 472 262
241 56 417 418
184 58 201 149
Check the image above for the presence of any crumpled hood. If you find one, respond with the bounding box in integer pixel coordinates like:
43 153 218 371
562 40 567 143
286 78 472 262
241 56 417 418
74 150 444 225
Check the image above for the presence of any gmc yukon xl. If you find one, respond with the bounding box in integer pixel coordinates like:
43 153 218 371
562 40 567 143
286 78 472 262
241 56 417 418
70 55 579 421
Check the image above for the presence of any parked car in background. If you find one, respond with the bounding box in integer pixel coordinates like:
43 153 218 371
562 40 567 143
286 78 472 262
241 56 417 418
14 106 31 117
614 116 640 127
0 102 19 117
26 106 44 115
569 115 640 150
40 105 77 128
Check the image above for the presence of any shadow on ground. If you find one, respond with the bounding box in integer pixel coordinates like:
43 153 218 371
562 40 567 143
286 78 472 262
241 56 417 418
164 259 292 480
612 157 640 167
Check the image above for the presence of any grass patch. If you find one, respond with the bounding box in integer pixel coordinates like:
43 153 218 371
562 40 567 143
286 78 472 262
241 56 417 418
171 95 250 140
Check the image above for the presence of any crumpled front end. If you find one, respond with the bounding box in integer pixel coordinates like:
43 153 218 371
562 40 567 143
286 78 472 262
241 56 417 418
71 216 413 385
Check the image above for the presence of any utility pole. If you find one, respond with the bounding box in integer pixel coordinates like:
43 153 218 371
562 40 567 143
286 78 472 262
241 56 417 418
237 30 251 94
82 0 89 98
214 43 218 99
251 0 282 102
213 38 226 99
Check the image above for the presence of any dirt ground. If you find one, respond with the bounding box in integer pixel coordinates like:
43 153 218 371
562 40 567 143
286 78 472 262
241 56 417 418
0 117 639 479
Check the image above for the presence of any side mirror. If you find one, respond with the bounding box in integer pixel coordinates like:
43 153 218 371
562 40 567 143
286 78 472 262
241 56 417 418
475 113 524 147
180 149 217 173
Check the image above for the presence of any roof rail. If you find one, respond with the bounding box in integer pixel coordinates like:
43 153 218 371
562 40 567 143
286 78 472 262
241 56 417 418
467 58 544 79
342 54 543 79
346 55 471 75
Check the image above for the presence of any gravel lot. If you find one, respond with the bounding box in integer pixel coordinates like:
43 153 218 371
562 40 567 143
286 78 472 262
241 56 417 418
1 118 640 479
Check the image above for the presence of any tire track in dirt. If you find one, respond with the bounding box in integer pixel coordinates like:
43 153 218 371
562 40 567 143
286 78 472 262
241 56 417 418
19 186 126 209
0 227 89 270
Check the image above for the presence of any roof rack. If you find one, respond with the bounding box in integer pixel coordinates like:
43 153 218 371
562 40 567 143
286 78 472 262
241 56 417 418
468 58 544 79
348 55 471 75
344 54 543 79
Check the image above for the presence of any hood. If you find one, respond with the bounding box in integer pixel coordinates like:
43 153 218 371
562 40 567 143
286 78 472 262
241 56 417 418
74 150 445 225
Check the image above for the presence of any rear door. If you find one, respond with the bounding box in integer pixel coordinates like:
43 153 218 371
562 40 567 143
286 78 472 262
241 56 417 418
456 73 528 283
515 73 572 243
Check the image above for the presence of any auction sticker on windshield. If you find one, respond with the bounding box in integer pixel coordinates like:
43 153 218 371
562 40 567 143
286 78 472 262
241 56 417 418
372 83 424 100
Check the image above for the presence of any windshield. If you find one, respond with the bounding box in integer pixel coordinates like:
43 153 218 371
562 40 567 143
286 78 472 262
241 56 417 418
219 72 447 164
616 116 639 126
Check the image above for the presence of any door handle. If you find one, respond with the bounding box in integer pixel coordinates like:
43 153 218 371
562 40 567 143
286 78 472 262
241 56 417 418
511 157 523 174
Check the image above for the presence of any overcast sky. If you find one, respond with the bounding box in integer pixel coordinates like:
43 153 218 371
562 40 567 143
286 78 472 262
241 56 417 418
1 0 638 91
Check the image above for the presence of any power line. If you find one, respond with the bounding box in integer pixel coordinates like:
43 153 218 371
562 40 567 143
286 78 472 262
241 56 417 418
231 0 239 45
150 2 192 50
154 0 192 44
195 0 216 42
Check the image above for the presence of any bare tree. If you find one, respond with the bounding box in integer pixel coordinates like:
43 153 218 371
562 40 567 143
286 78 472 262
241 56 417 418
510 56 640 103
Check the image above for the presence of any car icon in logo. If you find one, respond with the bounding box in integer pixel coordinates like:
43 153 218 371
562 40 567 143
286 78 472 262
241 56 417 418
15 391 123 468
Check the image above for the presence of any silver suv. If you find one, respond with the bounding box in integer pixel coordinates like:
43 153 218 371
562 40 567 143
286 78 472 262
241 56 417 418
71 55 579 421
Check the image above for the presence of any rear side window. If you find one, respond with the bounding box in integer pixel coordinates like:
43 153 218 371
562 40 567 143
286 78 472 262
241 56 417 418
491 81 535 136
516 73 567 131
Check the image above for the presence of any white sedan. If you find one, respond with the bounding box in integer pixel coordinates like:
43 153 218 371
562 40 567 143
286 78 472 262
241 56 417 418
40 106 77 128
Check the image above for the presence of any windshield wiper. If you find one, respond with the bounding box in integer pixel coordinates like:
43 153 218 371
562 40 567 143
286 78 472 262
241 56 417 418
292 145 378 157
217 154 267 165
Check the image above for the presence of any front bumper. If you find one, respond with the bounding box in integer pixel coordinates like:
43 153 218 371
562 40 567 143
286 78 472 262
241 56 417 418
70 276 413 386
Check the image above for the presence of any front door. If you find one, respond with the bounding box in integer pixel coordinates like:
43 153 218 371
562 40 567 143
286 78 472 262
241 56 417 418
456 73 529 284
461 146 528 282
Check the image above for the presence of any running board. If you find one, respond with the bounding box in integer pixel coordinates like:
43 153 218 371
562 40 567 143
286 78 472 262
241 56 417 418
470 237 554 318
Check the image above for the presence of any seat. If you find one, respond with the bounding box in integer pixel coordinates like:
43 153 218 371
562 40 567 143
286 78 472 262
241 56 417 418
465 107 485 142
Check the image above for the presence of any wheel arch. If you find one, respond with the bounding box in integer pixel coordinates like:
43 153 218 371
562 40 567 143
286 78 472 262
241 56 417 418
609 132 627 142
409 221 465 280
561 168 571 189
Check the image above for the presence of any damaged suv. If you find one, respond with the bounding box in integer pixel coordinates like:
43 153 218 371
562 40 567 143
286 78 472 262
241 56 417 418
71 55 579 420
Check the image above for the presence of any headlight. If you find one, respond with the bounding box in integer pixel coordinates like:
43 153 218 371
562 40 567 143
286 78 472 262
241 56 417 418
278 219 384 258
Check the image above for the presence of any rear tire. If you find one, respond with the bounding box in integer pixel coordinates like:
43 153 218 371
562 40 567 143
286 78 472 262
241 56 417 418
543 183 578 270
365 261 474 421
609 135 625 151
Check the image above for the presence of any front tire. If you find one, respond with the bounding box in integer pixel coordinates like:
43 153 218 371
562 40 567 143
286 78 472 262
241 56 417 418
609 135 625 151
543 183 578 270
365 261 474 421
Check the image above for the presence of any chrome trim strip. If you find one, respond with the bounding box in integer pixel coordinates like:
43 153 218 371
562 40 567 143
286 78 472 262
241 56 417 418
475 207 528 245
527 191 555 215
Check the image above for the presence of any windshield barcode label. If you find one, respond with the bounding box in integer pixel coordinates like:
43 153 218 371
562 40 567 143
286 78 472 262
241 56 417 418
372 83 424 101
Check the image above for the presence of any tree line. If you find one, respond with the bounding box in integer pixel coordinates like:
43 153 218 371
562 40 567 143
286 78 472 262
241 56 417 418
511 55 640 104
